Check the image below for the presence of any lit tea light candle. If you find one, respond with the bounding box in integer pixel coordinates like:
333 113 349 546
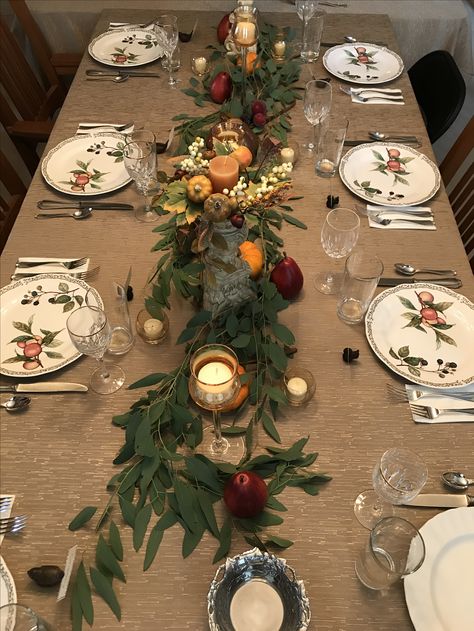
193 56 208 75
286 376 308 402
208 155 239 193
273 40 286 57
143 318 164 340
280 147 295 164
318 158 335 173
197 361 234 404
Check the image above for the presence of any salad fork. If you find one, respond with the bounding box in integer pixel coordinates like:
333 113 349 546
0 514 28 535
410 404 474 419
15 257 88 269
387 383 474 403
0 497 13 512
11 266 100 281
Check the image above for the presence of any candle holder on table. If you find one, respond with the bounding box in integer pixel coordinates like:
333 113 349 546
136 309 169 345
282 366 315 406
189 344 244 463
231 5 258 114
191 51 210 78
272 31 287 63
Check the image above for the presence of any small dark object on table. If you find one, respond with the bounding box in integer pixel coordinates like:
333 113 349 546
327 195 339 209
342 347 359 363
28 565 64 587
126 285 134 301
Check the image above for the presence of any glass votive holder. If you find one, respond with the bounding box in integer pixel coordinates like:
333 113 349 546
272 33 287 62
136 309 169 345
279 142 299 166
282 366 315 406
191 52 210 77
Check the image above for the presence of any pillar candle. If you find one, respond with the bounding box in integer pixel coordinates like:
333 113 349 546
234 21 256 46
193 56 208 75
280 147 295 164
208 156 239 193
273 41 286 57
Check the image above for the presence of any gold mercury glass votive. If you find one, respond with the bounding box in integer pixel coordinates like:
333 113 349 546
191 52 210 77
136 309 169 345
282 366 316 406
272 32 287 62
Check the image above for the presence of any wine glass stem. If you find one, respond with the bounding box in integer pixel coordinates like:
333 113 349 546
241 47 248 111
212 410 223 448
97 357 110 380
302 18 307 48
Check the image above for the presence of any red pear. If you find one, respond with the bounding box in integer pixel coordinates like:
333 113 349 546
210 72 232 104
217 14 231 45
224 471 268 518
270 254 304 300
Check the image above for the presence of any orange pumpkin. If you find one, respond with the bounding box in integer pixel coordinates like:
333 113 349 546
237 52 260 74
222 365 249 412
239 240 264 279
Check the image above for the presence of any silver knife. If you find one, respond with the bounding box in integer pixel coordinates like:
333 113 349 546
37 200 134 211
86 70 160 78
378 277 462 288
0 383 88 393
344 139 419 147
403 494 474 508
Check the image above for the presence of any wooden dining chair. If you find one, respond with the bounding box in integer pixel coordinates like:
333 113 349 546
440 117 474 272
0 15 62 174
0 150 26 253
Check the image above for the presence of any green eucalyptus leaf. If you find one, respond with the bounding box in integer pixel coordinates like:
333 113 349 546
69 506 97 531
265 535 293 549
182 522 205 558
119 496 136 528
90 567 121 621
96 534 126 582
133 504 153 552
265 496 288 511
143 522 164 571
76 561 93 625
196 489 219 538
261 411 281 443
109 521 123 562
213 516 232 563
71 580 83 631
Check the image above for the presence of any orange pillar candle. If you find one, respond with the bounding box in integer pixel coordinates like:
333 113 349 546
208 156 239 193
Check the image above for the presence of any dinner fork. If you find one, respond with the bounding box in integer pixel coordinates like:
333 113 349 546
15 257 88 269
0 497 13 512
387 383 474 403
11 266 100 281
0 514 28 535
410 404 474 419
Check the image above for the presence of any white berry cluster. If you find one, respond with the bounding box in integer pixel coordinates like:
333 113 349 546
272 162 293 179
179 137 210 175
222 176 248 199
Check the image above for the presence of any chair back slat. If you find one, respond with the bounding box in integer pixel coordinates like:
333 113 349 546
0 150 26 253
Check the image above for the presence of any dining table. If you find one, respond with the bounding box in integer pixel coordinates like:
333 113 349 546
0 8 473 631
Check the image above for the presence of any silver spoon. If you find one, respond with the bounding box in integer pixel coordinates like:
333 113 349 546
1 396 31 412
86 75 129 83
35 208 93 220
395 263 456 276
372 215 434 226
442 471 474 491
344 36 386 46
370 131 418 142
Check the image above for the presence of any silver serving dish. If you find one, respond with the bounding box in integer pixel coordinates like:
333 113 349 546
208 548 311 631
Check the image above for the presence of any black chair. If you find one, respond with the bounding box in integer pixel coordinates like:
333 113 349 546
408 50 466 143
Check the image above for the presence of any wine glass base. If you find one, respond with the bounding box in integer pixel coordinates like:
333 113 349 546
195 425 244 464
313 272 341 295
90 364 125 395
354 490 393 529
135 205 159 223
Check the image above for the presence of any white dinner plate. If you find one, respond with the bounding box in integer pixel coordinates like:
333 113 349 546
365 283 474 389
339 142 440 206
41 133 131 197
88 27 163 67
404 507 474 631
0 556 17 630
0 274 102 378
323 42 403 84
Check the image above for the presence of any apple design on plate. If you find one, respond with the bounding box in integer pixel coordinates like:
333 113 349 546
270 254 304 300
224 471 268 518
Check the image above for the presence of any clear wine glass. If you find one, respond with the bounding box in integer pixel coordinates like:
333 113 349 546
123 138 158 223
66 306 125 395
155 15 179 86
303 79 332 152
295 1 319 54
354 448 428 529
188 344 244 464
314 207 360 294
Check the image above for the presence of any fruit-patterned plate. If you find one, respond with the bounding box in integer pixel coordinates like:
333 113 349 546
0 556 17 631
0 274 102 378
323 42 403 84
88 27 163 67
339 142 440 206
365 283 474 389
41 132 131 197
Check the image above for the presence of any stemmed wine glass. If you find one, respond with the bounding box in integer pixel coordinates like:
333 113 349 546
354 448 428 529
155 15 179 86
314 207 360 294
303 79 332 152
123 137 158 223
295 0 319 54
188 344 244 463
66 306 125 395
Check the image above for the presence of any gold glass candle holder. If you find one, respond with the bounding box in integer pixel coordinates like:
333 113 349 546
136 309 169 345
282 366 315 406
272 32 287 62
191 52 210 77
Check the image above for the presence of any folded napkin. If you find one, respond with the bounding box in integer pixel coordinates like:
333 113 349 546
350 88 405 105
76 122 134 135
0 495 15 547
367 205 436 230
408 385 474 424
13 258 90 277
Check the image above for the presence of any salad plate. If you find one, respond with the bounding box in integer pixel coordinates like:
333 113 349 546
0 556 17 630
404 507 474 631
41 133 131 197
0 274 102 378
339 142 440 206
323 42 403 84
88 27 163 67
365 283 474 389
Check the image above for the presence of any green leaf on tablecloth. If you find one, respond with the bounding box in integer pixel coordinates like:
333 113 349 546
213 516 232 563
143 522 165 571
197 489 219 538
71 579 83 631
174 479 199 533
182 522 205 558
68 506 97 531
76 561 93 625
261 410 281 443
263 385 287 406
252 511 284 527
96 534 126 582
134 417 156 458
185 456 223 493
119 496 136 528
270 322 295 345
281 212 307 229
221 426 247 436
265 535 293 549
133 504 152 552
90 567 121 621
265 496 287 512
109 521 123 562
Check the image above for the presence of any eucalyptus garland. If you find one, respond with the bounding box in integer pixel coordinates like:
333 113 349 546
67 19 331 630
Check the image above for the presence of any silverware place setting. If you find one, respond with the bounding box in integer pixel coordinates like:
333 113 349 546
340 85 404 102
394 263 457 277
86 69 161 79
10 266 99 281
0 514 28 535
15 256 88 269
0 497 13 512
0 395 31 412
37 200 134 211
354 204 431 217
378 277 462 288
387 383 474 403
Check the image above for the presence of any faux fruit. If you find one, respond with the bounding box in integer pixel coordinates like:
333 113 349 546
251 100 267 116
217 13 231 44
230 213 245 229
186 175 213 202
239 240 264 279
237 52 260 74
203 193 232 222
253 112 267 127
223 471 268 518
210 72 232 104
270 254 304 300
222 365 249 411
229 145 253 170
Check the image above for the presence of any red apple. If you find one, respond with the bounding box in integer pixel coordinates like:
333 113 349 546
251 100 267 115
210 72 233 104
224 471 268 518
270 254 304 300
217 14 231 45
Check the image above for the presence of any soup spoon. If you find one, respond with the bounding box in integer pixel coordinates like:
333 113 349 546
35 208 93 220
369 131 418 142
86 75 129 83
394 263 456 276
1 396 31 412
442 471 474 491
